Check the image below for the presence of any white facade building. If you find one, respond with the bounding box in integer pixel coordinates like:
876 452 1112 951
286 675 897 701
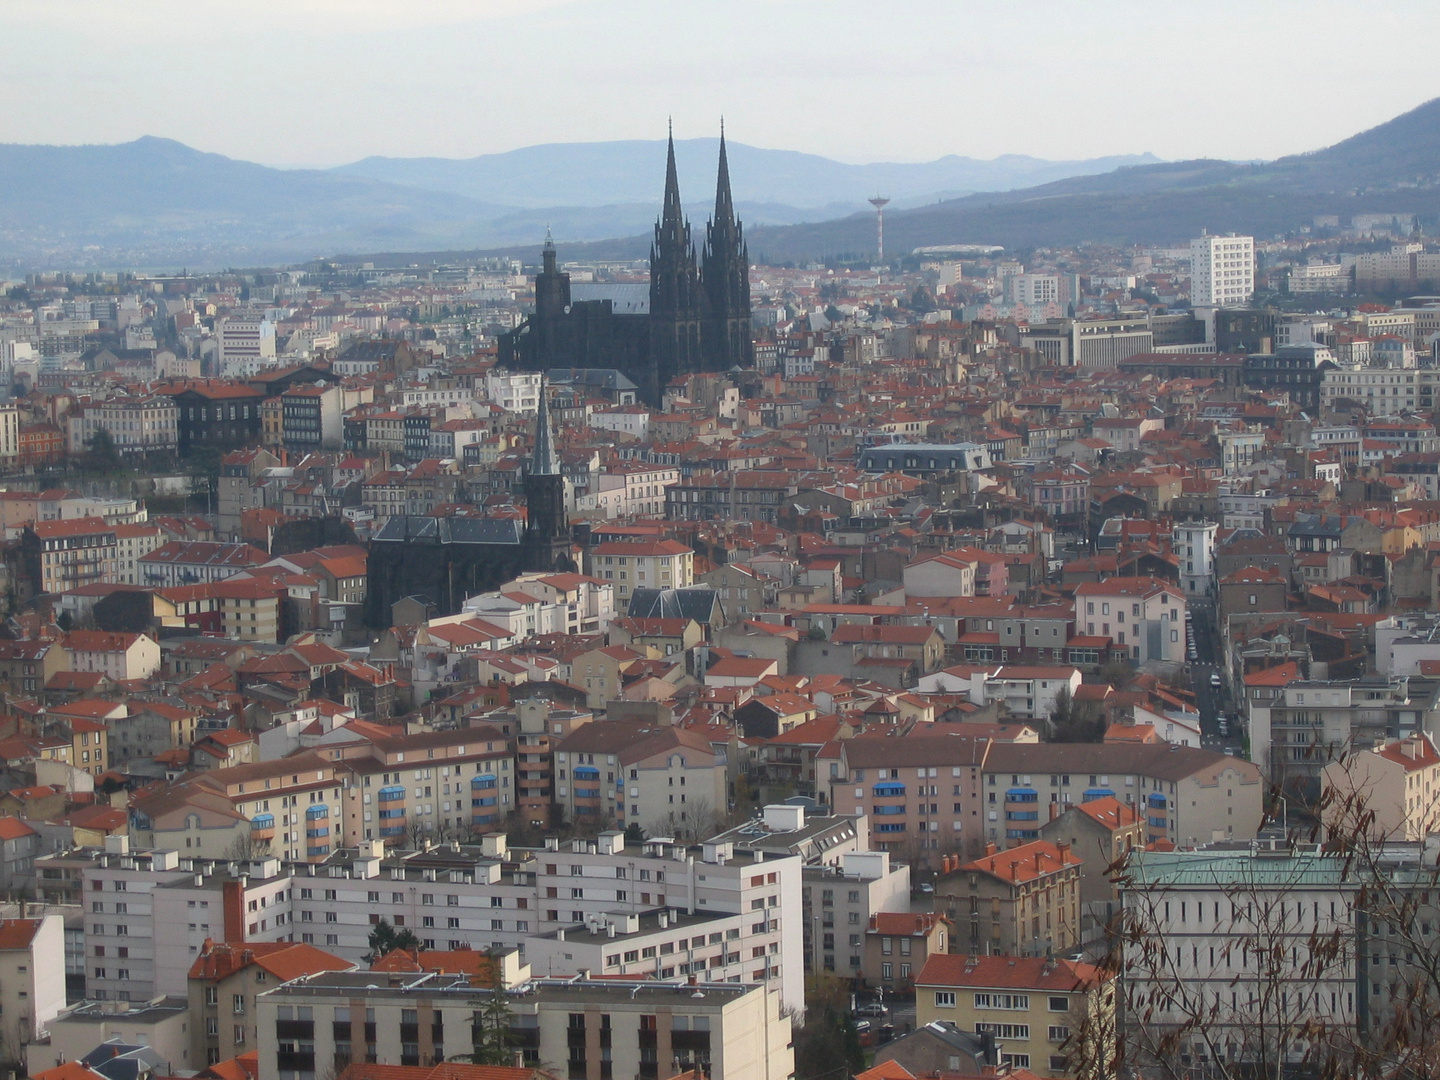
216 317 277 377
1174 521 1219 596
484 369 542 413
1008 273 1061 309
1190 234 1255 308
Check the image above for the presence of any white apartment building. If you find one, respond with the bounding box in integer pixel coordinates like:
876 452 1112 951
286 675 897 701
1287 262 1348 294
69 843 292 1001
1007 273 1060 309
484 369 542 413
1122 847 1356 1071
530 830 804 1010
588 406 652 440
1321 367 1439 415
1174 520 1218 596
113 524 169 586
1218 430 1266 476
1190 234 1255 308
216 317 277 377
0 402 18 463
0 914 66 1052
1074 576 1187 664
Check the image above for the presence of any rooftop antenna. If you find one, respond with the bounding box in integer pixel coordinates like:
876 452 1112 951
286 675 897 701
868 195 891 263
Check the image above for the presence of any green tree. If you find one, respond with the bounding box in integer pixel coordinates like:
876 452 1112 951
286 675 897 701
793 1003 863 1080
1050 685 1106 743
367 918 420 959
1097 658 1135 690
470 966 515 1065
85 428 121 473
623 822 647 845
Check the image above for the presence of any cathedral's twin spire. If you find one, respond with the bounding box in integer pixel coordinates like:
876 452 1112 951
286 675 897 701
530 379 561 477
713 120 736 233
656 122 739 250
659 119 686 241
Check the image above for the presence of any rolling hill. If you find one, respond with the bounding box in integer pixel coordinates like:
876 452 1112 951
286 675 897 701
330 139 1160 210
0 135 1159 270
741 97 1440 259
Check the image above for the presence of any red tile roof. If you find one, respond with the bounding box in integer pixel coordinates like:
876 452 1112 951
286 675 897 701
915 953 1109 991
958 839 1082 885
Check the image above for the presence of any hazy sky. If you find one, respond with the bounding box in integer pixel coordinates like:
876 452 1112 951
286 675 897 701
3 0 1438 168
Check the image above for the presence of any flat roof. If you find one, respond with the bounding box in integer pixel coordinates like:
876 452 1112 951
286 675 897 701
541 908 732 945
259 971 757 1006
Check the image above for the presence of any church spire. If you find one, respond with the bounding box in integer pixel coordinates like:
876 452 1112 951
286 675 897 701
530 380 561 476
714 119 735 227
660 118 684 240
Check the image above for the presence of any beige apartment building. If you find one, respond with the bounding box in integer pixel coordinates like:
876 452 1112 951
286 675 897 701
188 939 351 1067
935 839 1083 958
256 972 794 1080
587 539 695 601
1322 732 1440 841
554 720 727 836
916 953 1116 1079
26 516 119 595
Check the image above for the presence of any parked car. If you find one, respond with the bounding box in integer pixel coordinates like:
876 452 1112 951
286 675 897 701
1218 719 1230 737
855 1004 889 1018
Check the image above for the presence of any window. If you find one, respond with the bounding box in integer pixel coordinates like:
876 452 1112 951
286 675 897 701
1049 1026 1071 1041
934 992 956 1008
976 993 1030 1010
1049 996 1070 1012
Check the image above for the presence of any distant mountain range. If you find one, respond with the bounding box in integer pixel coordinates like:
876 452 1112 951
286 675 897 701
0 136 1157 270
4 97 1440 270
330 140 1161 211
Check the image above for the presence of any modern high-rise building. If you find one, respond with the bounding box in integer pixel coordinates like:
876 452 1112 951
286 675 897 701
1190 234 1255 308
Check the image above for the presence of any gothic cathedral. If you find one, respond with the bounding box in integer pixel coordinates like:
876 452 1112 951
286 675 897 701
499 127 753 405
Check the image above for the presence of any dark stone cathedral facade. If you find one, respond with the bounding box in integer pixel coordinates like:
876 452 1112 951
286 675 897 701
499 129 753 405
365 393 575 627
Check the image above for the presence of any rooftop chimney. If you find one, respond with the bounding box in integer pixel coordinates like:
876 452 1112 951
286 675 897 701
222 879 246 943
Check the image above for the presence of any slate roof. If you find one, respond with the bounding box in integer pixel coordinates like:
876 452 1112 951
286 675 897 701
627 587 722 623
371 516 524 545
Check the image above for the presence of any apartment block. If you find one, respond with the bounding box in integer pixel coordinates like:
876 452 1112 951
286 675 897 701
1190 234 1255 309
0 916 66 1054
552 721 726 835
916 954 1115 1079
800 850 911 975
934 839 1082 958
1073 576 1187 665
1321 733 1440 841
530 830 803 1009
255 973 793 1080
23 517 118 595
586 540 694 602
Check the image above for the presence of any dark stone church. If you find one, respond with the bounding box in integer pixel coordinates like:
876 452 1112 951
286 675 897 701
499 128 753 405
365 393 575 627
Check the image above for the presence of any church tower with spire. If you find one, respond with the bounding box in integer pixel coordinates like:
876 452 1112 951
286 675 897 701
648 123 704 404
522 383 574 572
701 124 754 369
